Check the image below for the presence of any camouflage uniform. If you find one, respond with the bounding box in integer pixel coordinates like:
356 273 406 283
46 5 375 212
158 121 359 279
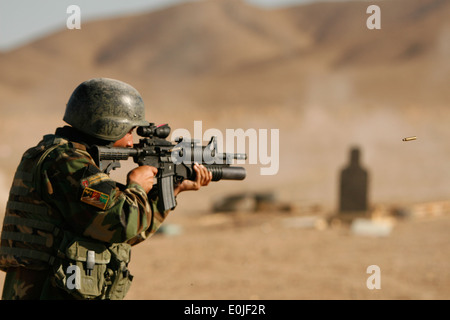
0 126 169 299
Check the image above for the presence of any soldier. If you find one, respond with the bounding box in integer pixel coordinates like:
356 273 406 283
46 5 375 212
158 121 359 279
0 78 212 299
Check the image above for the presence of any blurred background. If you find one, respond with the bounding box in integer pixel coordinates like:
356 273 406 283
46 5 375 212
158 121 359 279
1 0 449 299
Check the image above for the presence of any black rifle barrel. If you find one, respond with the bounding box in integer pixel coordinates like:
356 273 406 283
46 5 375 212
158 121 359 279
96 147 138 160
217 152 247 161
178 146 247 163
205 166 246 181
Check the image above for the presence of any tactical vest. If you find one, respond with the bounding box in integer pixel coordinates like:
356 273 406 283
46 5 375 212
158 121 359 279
0 135 65 270
0 135 133 299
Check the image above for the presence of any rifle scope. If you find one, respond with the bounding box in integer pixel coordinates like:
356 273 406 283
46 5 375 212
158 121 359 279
137 123 170 139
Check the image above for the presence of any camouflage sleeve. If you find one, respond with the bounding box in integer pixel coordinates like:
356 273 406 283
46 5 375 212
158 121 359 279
42 145 170 244
126 195 171 246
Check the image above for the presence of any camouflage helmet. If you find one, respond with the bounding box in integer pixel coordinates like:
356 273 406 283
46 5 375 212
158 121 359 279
63 78 148 141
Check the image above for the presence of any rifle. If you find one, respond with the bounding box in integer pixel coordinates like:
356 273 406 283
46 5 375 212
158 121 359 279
90 123 247 212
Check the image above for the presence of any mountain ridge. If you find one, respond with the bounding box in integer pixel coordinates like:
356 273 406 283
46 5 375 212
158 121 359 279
1 0 448 115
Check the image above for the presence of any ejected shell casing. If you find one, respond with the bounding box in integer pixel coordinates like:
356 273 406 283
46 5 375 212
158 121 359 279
402 136 417 141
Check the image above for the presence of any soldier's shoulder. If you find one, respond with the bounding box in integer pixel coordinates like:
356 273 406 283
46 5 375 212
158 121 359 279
35 135 95 170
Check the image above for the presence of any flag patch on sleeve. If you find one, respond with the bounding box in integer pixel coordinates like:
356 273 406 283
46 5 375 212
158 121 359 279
80 187 110 210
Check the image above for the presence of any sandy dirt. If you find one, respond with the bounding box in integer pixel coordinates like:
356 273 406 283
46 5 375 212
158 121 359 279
2 199 449 300
124 206 450 300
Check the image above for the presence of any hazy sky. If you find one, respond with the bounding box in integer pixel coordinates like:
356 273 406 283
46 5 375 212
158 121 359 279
0 0 346 51
0 0 190 51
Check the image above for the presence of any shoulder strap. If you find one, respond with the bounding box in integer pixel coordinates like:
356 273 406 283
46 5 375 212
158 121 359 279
32 143 62 197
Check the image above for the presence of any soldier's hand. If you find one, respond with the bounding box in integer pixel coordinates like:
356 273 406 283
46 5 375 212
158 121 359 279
174 163 212 196
127 165 158 194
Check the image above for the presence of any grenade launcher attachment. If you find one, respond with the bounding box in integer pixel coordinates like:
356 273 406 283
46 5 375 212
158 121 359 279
90 123 247 212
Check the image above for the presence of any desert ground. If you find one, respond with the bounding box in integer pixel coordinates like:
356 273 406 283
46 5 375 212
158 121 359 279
2 194 449 300
2 171 450 300
123 201 450 300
